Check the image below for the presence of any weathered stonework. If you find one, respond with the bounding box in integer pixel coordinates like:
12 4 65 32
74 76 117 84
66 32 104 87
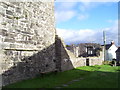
0 1 56 86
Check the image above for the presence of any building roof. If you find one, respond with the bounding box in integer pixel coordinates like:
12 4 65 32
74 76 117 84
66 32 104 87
116 47 120 52
101 44 112 50
105 44 111 50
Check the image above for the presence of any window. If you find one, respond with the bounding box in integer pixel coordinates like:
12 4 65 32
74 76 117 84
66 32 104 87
87 46 93 55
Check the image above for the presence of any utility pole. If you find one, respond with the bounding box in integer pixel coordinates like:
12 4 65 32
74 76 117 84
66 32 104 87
103 31 106 61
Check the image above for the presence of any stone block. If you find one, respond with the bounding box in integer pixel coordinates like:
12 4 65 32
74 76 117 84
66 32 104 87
6 10 13 15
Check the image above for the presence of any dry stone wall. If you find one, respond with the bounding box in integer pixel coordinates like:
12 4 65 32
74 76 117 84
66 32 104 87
0 1 56 86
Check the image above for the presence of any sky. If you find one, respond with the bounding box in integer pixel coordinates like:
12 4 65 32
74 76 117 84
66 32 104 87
54 1 118 45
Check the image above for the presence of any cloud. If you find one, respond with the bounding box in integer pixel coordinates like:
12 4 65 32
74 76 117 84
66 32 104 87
77 14 89 20
56 28 97 44
55 2 77 23
104 20 118 44
107 20 114 23
55 2 98 23
55 2 77 10
56 20 118 45
79 2 91 12
107 19 118 24
55 2 91 23
78 2 104 12
55 10 76 23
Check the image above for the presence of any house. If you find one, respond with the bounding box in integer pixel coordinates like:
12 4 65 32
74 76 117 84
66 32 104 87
102 41 118 61
116 47 120 63
66 43 102 57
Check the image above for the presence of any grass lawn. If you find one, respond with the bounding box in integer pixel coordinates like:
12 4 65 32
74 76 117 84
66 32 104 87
3 65 120 88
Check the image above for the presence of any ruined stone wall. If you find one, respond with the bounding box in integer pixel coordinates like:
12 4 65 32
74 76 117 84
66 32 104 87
56 36 103 71
0 1 56 86
88 57 103 66
56 36 86 71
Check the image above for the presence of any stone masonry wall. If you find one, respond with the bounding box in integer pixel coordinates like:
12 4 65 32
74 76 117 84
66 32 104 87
0 1 56 86
56 36 103 71
88 57 103 66
55 36 86 71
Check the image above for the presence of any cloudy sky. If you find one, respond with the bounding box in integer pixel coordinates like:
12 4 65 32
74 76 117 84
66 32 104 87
54 1 118 45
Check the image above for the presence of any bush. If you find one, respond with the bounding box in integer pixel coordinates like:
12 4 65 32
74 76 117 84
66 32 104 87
102 61 112 65
66 45 70 47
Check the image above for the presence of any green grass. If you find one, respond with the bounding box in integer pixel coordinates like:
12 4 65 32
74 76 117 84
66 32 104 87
3 65 120 88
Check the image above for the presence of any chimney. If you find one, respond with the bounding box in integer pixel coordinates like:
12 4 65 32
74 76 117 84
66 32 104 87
111 40 115 45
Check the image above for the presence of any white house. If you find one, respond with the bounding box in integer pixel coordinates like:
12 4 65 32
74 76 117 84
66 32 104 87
102 41 118 61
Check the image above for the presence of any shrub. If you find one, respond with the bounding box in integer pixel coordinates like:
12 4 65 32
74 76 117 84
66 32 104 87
66 45 70 47
102 61 112 65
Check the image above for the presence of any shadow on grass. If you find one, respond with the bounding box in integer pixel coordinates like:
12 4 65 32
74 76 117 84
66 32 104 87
1 35 75 87
3 65 120 88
